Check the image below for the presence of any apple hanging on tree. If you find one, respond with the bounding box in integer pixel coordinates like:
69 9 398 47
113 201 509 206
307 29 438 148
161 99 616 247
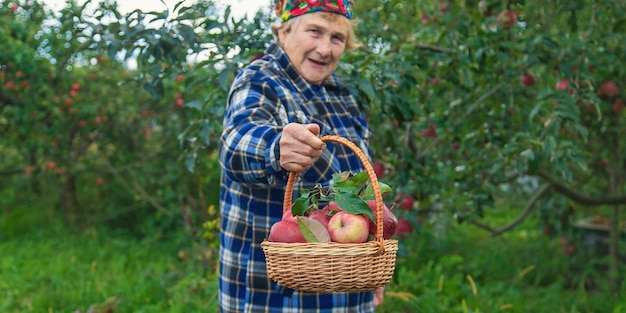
395 193 416 211
599 81 619 97
372 161 385 178
497 10 517 29
521 74 535 87
395 219 414 238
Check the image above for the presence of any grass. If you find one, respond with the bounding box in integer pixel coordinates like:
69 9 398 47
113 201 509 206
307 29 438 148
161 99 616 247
0 223 219 313
1 211 625 313
378 210 626 313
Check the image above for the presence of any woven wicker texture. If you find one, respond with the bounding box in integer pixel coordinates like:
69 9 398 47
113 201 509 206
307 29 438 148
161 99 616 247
261 135 398 293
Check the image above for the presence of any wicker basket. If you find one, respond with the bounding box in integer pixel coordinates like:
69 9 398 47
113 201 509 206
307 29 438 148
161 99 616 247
261 135 398 293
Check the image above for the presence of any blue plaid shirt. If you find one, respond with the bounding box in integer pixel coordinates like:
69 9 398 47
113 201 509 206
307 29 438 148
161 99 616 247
218 42 375 313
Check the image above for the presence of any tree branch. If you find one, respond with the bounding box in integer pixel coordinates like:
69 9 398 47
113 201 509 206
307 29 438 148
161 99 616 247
0 169 24 176
105 158 174 217
537 169 626 206
471 183 553 237
412 43 456 54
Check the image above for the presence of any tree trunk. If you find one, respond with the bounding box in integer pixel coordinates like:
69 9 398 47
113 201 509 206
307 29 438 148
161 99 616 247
60 172 80 226
608 171 622 294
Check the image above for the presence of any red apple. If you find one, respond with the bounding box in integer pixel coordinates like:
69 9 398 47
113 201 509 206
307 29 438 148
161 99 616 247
394 193 415 211
556 79 570 91
421 124 437 138
372 161 385 178
599 81 619 97
308 209 331 229
497 10 517 29
268 220 307 243
395 219 413 238
175 98 185 107
366 200 398 239
562 244 575 255
282 209 298 223
319 202 342 213
521 74 535 87
327 211 369 243
71 83 80 91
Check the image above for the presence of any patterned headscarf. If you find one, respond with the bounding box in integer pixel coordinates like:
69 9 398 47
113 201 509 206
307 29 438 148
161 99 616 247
274 0 353 22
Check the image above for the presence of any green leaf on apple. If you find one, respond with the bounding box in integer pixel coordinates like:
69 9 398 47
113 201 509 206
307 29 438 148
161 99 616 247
292 196 309 216
332 171 391 199
333 192 376 222
297 216 331 243
360 181 393 200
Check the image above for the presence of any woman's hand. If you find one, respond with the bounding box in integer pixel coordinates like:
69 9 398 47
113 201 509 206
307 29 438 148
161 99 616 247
374 286 384 307
278 123 326 172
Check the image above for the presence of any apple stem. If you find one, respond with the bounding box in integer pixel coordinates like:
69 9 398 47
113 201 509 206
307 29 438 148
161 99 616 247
389 203 397 211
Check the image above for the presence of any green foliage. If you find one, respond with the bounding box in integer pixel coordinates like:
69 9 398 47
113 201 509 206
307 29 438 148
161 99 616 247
0 225 218 312
292 171 391 221
1 0 625 309
377 210 626 312
2 213 622 312
0 0 229 236
343 0 626 212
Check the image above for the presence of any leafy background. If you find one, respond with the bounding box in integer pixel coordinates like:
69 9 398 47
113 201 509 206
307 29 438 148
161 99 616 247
1 0 625 312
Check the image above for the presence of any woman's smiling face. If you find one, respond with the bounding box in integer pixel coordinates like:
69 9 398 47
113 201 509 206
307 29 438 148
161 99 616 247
279 13 350 85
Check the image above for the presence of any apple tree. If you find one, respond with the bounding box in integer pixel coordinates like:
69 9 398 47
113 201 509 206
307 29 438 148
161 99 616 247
337 0 625 292
0 0 250 235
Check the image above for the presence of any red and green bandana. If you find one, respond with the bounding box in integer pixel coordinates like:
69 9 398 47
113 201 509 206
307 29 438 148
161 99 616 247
274 0 353 22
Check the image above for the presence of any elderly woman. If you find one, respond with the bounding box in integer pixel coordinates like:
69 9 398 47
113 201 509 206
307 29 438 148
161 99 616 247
218 0 383 311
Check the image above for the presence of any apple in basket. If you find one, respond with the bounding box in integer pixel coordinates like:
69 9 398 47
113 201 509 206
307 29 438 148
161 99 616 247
327 211 370 243
268 220 307 243
307 204 337 228
282 208 298 223
366 200 398 239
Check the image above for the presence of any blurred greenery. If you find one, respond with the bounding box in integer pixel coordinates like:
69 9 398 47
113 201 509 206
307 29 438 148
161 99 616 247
1 0 625 311
2 203 624 312
0 221 218 312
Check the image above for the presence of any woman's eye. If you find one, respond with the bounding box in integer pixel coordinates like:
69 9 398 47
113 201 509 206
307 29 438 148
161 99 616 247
332 36 345 43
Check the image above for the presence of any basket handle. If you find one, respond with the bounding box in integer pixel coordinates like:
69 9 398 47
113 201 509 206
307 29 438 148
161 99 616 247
283 135 386 255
